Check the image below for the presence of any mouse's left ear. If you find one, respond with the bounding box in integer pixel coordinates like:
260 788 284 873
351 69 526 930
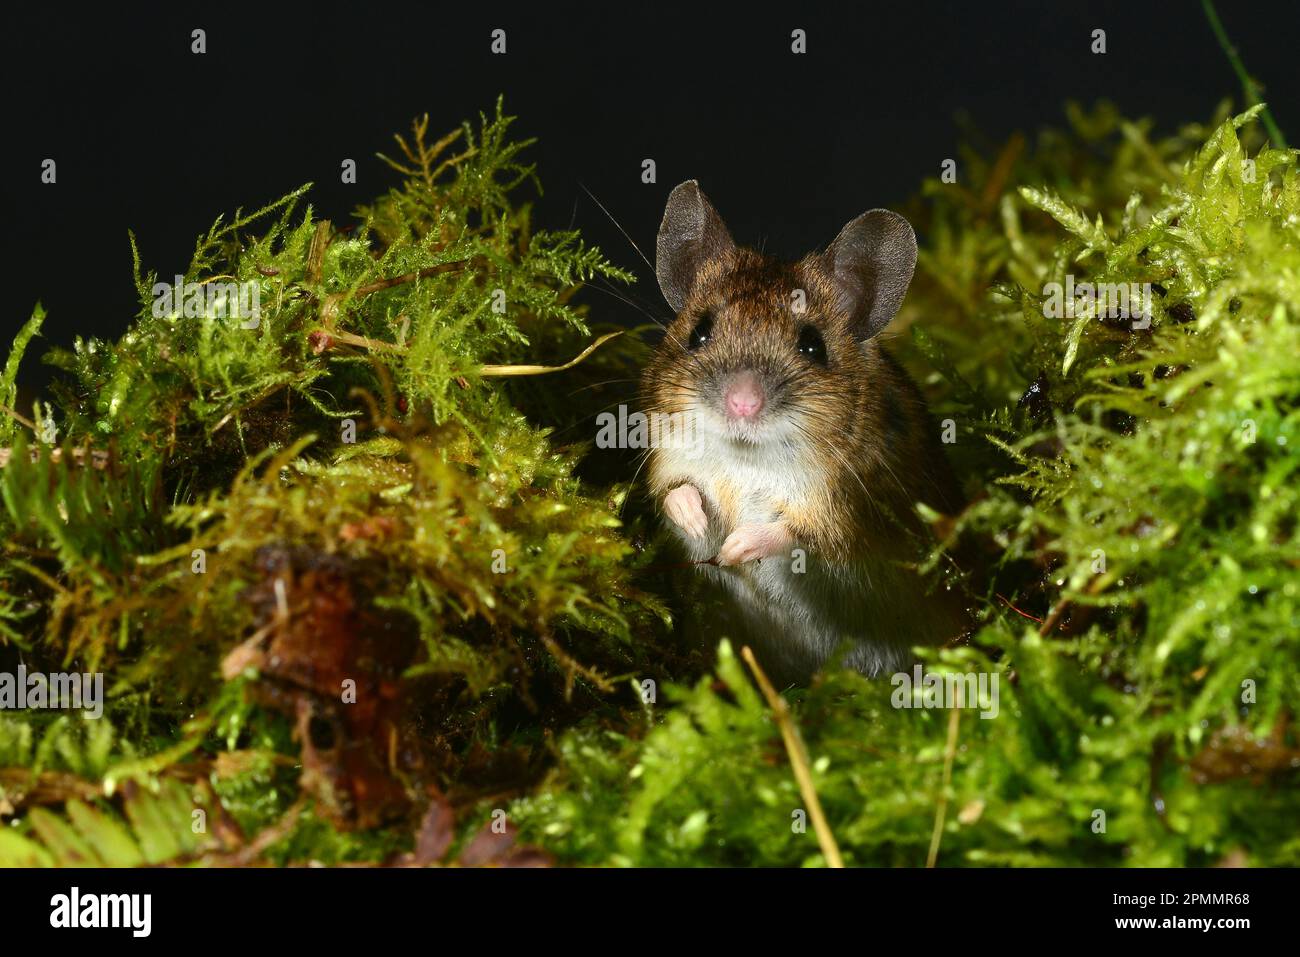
820 209 917 340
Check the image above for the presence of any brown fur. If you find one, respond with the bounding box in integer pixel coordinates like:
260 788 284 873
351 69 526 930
643 245 962 565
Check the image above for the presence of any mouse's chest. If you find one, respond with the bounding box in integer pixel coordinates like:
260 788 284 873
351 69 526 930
689 446 816 530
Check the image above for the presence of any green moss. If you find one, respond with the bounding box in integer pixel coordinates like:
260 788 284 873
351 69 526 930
510 103 1300 867
2 97 1298 867
0 101 674 863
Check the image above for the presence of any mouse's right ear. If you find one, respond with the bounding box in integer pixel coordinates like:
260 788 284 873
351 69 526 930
656 181 735 313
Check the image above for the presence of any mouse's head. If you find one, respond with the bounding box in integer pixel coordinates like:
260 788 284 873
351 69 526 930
644 180 917 451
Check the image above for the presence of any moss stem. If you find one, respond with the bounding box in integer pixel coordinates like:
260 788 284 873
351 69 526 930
926 705 961 868
741 646 844 868
1201 0 1287 148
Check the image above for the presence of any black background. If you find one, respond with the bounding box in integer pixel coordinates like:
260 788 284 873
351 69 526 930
2 1 1296 390
0 864 1280 941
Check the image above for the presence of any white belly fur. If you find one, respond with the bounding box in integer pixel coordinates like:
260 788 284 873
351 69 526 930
658 442 928 684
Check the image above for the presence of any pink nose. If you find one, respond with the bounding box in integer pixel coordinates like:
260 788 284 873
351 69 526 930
725 377 764 419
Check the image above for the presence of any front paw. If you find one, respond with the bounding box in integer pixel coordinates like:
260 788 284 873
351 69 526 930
664 484 708 540
717 523 792 566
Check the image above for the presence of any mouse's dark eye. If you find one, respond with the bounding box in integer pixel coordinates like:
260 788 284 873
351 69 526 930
797 325 828 365
688 314 714 351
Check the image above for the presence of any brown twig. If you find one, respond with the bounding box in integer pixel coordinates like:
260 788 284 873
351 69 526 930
740 645 844 868
350 261 468 298
312 260 470 331
0 769 103 816
311 329 405 354
0 403 37 432
309 324 625 381
296 229 620 376
210 798 306 867
997 592 1044 624
540 631 615 698
1038 573 1111 636
305 221 331 285
479 331 625 377
981 132 1025 213
1038 600 1069 636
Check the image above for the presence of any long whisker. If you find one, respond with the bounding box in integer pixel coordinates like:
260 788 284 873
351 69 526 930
579 181 655 275
789 418 879 519
872 449 912 507
578 277 667 330
578 279 691 353
546 395 644 441
619 445 655 521
574 185 701 357
565 378 641 398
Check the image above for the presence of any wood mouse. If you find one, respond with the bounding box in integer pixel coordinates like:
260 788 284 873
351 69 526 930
642 181 966 685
